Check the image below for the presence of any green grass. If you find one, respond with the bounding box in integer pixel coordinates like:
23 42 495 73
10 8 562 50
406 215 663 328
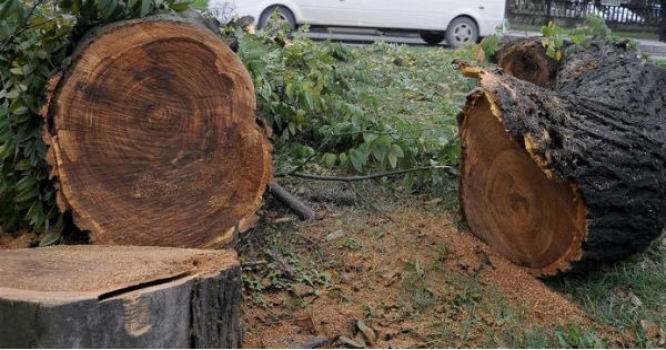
339 42 478 171
508 22 660 40
547 235 666 347
650 58 666 68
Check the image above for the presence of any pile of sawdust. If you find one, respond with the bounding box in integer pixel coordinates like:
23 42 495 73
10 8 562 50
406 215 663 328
241 203 594 348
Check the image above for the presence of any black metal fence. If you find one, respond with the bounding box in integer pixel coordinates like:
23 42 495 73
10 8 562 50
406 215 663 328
508 0 662 27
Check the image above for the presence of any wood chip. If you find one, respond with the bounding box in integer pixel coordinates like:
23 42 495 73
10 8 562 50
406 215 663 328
357 320 377 344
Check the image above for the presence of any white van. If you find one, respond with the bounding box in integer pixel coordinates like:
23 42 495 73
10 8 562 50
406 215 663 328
208 0 507 48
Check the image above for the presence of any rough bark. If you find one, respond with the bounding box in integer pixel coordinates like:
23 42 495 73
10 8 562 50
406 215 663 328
41 16 272 248
457 57 666 276
0 245 242 348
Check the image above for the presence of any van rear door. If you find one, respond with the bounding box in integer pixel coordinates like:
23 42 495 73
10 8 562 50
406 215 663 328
360 0 447 30
297 0 361 26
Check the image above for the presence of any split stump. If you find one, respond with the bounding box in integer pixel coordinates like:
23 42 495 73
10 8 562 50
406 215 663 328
0 245 242 348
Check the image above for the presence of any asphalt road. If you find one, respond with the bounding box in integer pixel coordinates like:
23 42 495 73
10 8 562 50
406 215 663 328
303 29 447 47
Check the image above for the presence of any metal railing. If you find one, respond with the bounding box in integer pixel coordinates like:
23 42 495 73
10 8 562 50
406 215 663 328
508 0 661 26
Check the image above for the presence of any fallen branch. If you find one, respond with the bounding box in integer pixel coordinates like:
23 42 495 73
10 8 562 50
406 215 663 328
274 165 456 182
289 336 331 349
269 183 316 220
270 166 455 220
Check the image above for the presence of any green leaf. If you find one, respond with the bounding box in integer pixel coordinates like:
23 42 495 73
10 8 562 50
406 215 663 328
273 114 282 131
294 109 305 125
338 152 347 166
58 0 74 10
10 100 28 115
402 173 414 191
170 1 190 11
387 151 397 169
375 133 392 146
285 82 293 100
0 0 18 20
303 92 314 112
371 143 386 163
391 144 404 158
14 159 31 171
5 88 20 99
71 0 83 14
39 230 62 247
15 174 36 191
333 122 350 134
362 132 377 143
128 0 139 8
26 200 42 221
99 0 118 19
14 185 39 202
140 0 151 17
323 153 337 167
349 149 367 173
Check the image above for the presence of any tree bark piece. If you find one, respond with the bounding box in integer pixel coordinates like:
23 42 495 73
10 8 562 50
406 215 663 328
457 59 666 276
269 183 316 220
0 245 242 348
41 16 272 248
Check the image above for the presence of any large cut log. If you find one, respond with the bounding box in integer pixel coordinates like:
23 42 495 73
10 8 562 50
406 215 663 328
41 16 272 248
0 245 242 348
456 57 666 276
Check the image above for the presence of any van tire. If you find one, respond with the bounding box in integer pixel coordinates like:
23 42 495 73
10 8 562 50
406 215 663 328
420 32 445 45
259 6 296 32
445 17 478 49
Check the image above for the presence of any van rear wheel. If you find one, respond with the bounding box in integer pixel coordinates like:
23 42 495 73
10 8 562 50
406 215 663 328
420 32 445 45
258 6 296 32
445 17 478 49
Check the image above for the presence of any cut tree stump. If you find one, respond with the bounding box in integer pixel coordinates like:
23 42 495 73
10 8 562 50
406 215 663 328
0 245 242 348
456 49 666 276
41 16 272 248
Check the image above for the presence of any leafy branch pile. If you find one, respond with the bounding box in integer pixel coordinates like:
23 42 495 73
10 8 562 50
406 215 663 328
231 21 474 188
480 14 641 62
540 14 640 60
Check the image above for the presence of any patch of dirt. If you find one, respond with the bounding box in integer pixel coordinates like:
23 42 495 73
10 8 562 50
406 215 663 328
238 181 605 348
0 231 38 249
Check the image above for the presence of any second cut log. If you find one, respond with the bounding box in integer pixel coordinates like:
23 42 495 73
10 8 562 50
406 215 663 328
457 57 666 276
